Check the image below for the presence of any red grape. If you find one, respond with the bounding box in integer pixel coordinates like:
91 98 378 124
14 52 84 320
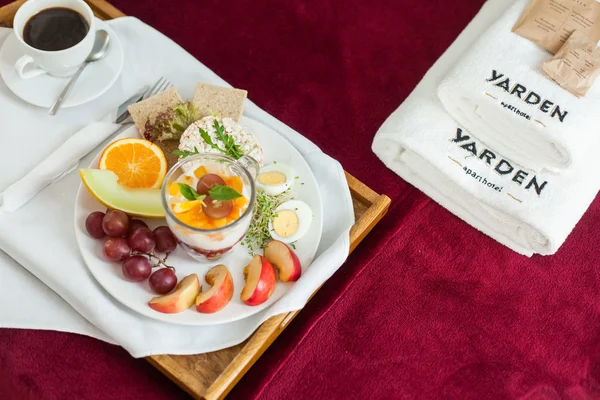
86 211 106 239
102 210 129 237
122 256 152 282
128 227 155 253
202 196 233 220
149 268 177 294
102 237 130 262
196 174 226 196
129 219 148 234
153 226 177 253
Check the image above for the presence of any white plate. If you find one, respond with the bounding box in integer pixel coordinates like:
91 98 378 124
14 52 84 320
74 117 323 325
0 19 123 108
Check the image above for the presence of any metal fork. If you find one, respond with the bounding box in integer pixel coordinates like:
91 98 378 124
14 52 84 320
147 76 174 98
117 77 174 124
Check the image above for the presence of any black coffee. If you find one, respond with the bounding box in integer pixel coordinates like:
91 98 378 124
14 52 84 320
23 7 89 51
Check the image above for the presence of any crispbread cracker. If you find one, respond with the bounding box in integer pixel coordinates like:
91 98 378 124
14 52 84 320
192 83 247 122
128 87 183 134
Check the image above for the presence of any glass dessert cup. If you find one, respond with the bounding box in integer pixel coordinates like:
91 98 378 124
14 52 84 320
161 153 258 262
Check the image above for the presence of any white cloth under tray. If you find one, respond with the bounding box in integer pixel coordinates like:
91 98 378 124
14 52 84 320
372 0 600 256
0 18 354 357
437 0 600 173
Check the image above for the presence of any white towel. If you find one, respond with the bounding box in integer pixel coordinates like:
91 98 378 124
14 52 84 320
372 0 600 256
437 0 600 173
0 116 122 213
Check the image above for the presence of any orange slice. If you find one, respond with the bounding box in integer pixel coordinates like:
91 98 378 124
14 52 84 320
98 138 167 189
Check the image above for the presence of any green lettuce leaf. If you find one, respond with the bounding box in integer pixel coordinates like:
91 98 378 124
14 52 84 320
143 102 200 143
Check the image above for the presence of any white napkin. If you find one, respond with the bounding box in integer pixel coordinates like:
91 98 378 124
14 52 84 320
437 0 600 173
0 18 354 357
0 112 121 212
372 0 600 256
0 28 126 339
0 249 114 342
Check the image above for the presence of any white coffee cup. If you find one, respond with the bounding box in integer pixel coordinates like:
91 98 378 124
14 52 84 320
13 0 95 79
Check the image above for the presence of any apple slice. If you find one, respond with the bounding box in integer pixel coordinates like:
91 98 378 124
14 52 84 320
264 240 302 282
148 274 200 314
241 255 276 306
195 265 234 313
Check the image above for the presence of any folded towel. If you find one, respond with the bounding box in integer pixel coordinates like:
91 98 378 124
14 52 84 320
437 0 600 173
372 0 600 256
0 114 122 213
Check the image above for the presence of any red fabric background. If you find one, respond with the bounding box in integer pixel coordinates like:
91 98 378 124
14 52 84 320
1 0 600 399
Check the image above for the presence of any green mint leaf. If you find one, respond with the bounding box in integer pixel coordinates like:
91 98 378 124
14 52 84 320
209 185 242 201
178 183 202 201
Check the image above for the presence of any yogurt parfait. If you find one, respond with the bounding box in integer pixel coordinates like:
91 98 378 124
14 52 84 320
161 153 257 262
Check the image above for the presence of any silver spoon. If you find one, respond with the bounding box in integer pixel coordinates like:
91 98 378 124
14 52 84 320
48 30 111 115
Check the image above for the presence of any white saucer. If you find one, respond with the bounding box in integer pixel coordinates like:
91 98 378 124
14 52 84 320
0 19 123 108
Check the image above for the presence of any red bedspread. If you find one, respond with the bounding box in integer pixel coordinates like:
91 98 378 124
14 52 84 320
2 0 600 399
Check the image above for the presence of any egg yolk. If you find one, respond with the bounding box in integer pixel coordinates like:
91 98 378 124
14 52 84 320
258 171 286 186
273 210 299 238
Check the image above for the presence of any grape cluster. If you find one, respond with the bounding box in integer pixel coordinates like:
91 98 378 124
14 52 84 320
85 210 179 295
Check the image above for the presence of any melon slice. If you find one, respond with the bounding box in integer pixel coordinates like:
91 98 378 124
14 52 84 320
79 169 165 218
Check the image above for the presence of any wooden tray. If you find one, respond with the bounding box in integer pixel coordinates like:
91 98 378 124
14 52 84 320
0 2 391 398
148 172 390 400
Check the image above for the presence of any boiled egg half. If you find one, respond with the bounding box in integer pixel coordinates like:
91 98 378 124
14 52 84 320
269 200 313 243
256 163 296 196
